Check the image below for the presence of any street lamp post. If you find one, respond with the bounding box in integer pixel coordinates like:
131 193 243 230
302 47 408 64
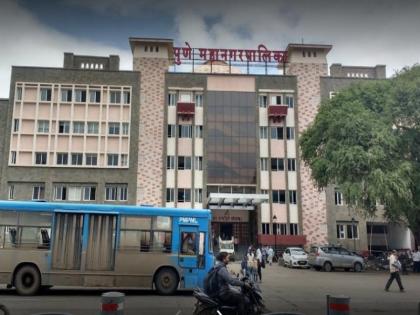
273 215 277 261
351 217 356 252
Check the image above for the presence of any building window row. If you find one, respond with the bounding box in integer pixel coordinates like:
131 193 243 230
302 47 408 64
262 223 299 235
272 190 298 204
337 223 359 239
168 92 203 107
167 156 202 170
33 152 128 167
258 94 294 108
166 188 202 203
167 125 202 139
259 127 295 140
260 158 296 172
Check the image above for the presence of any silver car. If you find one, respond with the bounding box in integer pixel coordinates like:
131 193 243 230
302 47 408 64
282 247 309 268
307 245 365 272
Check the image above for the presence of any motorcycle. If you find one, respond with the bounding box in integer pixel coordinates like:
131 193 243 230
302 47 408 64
192 277 265 315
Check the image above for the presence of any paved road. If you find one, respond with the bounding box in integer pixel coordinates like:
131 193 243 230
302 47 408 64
0 264 419 315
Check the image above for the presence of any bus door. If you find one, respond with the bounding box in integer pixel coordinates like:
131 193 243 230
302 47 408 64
51 213 84 270
85 214 117 271
179 226 199 287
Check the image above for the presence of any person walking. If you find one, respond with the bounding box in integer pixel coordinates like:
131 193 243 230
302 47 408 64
247 250 257 282
413 247 420 273
267 247 274 266
256 247 263 283
385 250 405 292
241 254 248 277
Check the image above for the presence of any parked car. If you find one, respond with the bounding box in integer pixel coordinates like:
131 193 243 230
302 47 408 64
282 247 309 268
308 245 365 272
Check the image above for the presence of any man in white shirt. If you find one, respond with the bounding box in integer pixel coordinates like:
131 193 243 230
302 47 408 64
385 250 405 292
256 247 263 283
412 247 420 273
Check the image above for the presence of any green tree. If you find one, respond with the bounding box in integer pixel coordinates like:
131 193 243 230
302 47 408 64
300 65 420 244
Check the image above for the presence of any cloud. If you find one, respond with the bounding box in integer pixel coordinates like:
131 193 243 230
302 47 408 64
0 0 132 98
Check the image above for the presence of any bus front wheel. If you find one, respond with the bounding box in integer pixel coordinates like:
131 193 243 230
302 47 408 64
154 268 178 295
14 265 41 296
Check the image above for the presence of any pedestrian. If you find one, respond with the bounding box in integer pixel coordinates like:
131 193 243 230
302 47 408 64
385 250 405 292
256 247 263 283
241 254 248 277
399 250 409 275
247 250 257 282
412 247 420 273
267 247 274 266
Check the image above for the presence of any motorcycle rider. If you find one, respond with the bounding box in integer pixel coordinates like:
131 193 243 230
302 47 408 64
204 251 250 313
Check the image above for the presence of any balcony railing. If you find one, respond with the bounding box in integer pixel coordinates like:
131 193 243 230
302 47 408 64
257 234 306 246
177 102 195 116
268 105 288 117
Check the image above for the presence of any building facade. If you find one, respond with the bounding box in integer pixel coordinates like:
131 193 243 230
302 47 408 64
0 38 413 252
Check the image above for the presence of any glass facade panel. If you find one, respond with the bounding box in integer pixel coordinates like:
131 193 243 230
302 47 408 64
206 91 256 184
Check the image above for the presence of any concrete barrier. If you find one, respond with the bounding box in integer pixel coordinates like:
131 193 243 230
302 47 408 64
100 292 125 315
326 295 350 315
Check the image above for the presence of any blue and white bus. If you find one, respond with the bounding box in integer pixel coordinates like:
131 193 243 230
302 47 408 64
0 200 214 295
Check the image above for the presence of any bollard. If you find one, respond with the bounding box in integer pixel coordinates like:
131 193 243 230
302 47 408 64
100 292 125 315
326 295 350 315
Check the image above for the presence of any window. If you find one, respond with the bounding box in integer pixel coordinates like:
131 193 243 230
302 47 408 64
123 91 130 104
73 121 85 134
259 95 268 108
261 190 269 203
10 151 16 164
110 91 121 104
168 93 177 106
286 127 295 140
54 185 67 201
122 123 129 135
166 188 175 202
74 89 87 102
179 92 191 102
87 122 99 134
59 121 70 134
178 156 192 170
35 152 47 165
37 120 49 133
108 122 120 135
271 158 284 171
195 156 203 170
167 156 175 170
85 153 97 166
367 224 388 234
121 154 128 167
32 185 45 200
16 87 23 101
83 186 96 201
8 185 14 200
71 153 83 165
195 125 203 138
119 216 152 252
347 224 358 239
285 95 294 108
181 232 196 255
272 190 286 204
271 127 284 140
61 89 72 102
289 223 298 235
260 158 268 171
56 153 68 165
335 191 344 205
262 223 270 235
289 190 297 204
271 95 282 105
287 158 296 171
195 189 203 203
107 154 119 166
40 88 52 101
195 94 203 107
68 186 82 201
167 125 176 138
89 90 101 103
13 119 19 132
177 188 191 202
259 127 268 139
273 223 287 235
178 125 192 138
336 224 345 239
105 185 128 201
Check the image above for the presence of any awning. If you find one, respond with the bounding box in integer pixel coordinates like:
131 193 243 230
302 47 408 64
207 193 269 210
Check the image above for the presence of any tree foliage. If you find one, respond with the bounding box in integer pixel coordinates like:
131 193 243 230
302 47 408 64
300 65 420 242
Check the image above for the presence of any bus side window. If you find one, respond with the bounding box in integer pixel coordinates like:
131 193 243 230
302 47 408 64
181 232 196 256
198 232 205 268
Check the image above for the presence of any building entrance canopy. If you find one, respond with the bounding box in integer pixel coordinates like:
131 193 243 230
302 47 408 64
207 193 269 210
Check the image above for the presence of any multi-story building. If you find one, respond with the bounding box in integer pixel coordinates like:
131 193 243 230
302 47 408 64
0 53 140 204
0 37 413 252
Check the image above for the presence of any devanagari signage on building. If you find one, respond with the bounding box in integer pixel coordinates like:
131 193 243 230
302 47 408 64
173 42 287 65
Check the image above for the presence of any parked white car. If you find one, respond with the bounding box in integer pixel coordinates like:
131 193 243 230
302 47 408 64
283 247 309 268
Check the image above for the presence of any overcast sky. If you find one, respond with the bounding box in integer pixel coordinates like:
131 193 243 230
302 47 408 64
1 0 420 97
